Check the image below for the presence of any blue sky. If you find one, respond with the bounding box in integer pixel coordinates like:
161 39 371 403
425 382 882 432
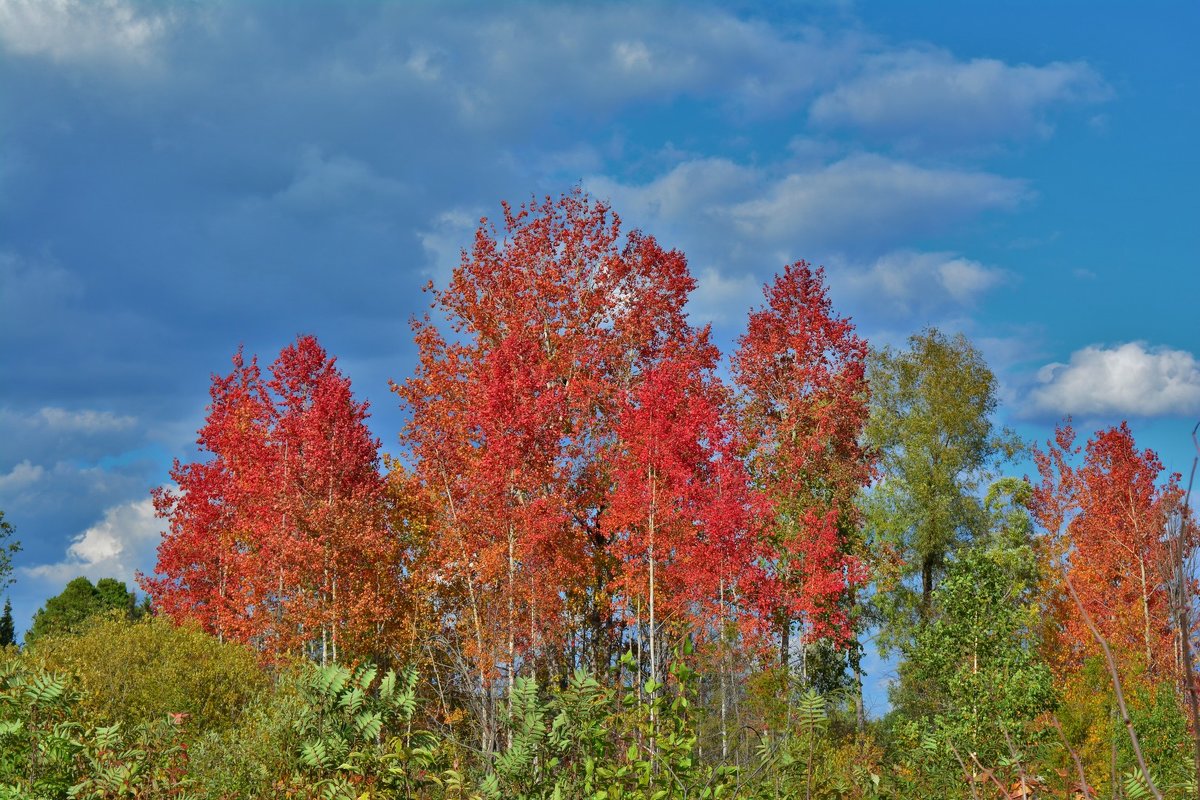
1 1 1197 711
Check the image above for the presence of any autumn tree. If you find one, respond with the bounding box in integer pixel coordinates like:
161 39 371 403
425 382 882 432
731 262 873 707
606 344 763 695
394 190 764 750
145 335 404 664
864 328 1019 652
1032 421 1185 679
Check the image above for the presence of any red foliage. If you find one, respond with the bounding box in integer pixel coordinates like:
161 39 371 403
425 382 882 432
1032 421 1186 677
731 262 873 652
395 190 767 683
143 336 401 663
605 344 768 652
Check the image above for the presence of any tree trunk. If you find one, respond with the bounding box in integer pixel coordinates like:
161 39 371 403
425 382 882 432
647 465 658 768
1139 556 1153 670
781 615 792 733
720 578 728 760
921 556 935 611
853 664 866 733
507 520 516 748
331 574 338 664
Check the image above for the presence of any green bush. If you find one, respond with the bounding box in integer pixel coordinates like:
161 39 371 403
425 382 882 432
27 615 266 733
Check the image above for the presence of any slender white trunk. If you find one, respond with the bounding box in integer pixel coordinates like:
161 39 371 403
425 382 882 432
1139 556 1153 670
648 466 657 693
720 578 728 760
217 564 227 644
799 624 808 687
507 521 516 748
647 463 658 769
636 597 643 705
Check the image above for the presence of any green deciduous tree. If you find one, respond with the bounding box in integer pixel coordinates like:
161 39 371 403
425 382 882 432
899 548 1055 791
0 511 20 592
864 328 1019 651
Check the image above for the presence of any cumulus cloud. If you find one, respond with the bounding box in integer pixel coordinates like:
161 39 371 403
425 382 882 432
0 407 140 476
0 0 171 66
1028 342 1200 418
21 498 161 584
240 5 863 138
731 154 1027 247
836 250 1010 320
810 50 1110 146
588 154 1027 264
408 6 860 122
0 459 43 492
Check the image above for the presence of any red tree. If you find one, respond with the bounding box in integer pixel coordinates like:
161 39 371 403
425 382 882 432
394 191 766 749
605 342 767 689
144 336 402 663
731 262 873 675
1032 421 1186 678
396 192 696 747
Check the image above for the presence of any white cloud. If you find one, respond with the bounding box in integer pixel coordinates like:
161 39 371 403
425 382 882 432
296 5 864 132
21 498 161 584
731 154 1027 246
613 40 653 73
595 158 758 223
811 50 1109 146
37 407 136 434
0 0 171 66
0 406 138 440
271 148 408 216
588 154 1027 264
836 250 1010 319
0 459 43 492
689 267 765 325
418 208 483 288
1029 342 1200 418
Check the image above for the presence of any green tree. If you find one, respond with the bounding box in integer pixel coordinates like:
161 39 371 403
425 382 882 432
0 600 13 647
980 476 1041 590
864 328 1019 649
26 576 142 642
898 548 1055 790
0 510 20 591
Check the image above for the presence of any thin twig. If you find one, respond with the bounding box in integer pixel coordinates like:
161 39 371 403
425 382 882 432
947 740 981 800
1000 724 1029 799
967 749 1013 799
1181 421 1200 800
1050 713 1094 800
1064 572 1164 800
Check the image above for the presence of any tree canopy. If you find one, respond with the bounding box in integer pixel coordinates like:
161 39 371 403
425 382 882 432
26 577 142 643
